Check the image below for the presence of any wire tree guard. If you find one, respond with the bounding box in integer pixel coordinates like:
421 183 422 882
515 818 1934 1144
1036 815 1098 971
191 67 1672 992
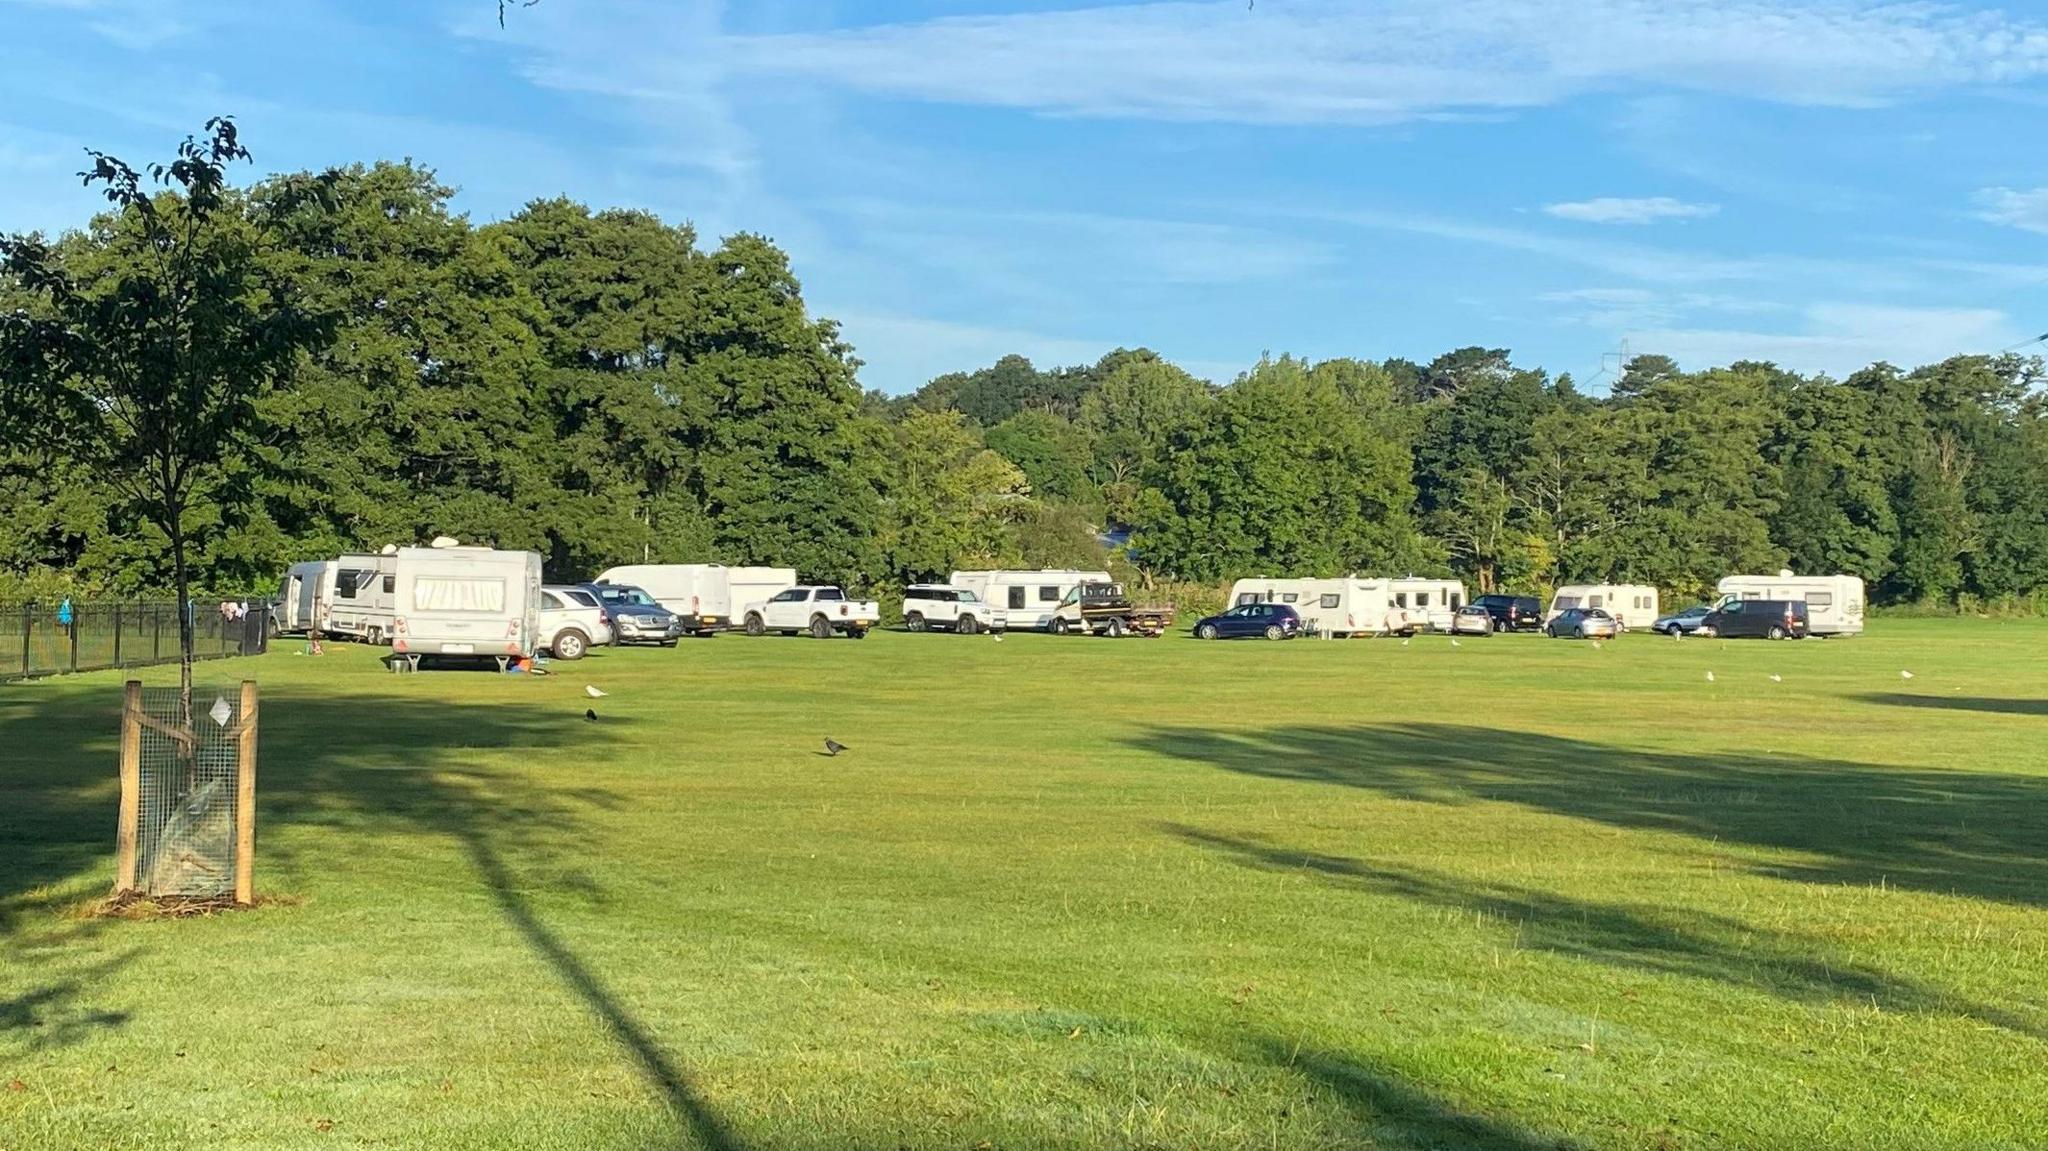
115 680 259 903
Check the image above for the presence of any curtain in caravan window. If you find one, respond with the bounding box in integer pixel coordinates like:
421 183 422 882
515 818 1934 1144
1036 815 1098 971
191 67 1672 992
1320 594 1340 609
1009 586 1026 609
1588 594 1604 608
414 577 506 613
1807 592 1834 609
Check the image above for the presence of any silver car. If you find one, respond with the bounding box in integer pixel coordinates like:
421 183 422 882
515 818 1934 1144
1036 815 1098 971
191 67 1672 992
539 585 614 660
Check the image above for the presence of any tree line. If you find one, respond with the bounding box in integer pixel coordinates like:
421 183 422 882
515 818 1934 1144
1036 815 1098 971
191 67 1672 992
5 154 2046 612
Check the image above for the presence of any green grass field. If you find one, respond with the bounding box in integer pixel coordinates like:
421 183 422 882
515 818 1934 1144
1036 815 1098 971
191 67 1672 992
5 620 2047 1149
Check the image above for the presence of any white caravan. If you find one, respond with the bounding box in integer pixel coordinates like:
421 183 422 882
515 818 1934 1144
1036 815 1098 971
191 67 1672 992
593 563 797 634
1549 584 1660 631
391 545 544 664
1227 576 1466 636
326 552 398 642
275 560 337 634
1388 577 1467 633
950 569 1112 631
1716 571 1866 636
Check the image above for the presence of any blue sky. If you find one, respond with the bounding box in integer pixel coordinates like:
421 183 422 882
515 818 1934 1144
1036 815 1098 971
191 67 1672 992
5 0 2048 392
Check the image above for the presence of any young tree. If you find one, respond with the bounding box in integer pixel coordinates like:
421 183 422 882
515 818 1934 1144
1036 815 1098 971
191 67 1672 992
0 119 316 724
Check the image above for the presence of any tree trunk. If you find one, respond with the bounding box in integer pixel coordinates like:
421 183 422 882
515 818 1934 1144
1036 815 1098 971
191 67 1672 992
169 510 194 735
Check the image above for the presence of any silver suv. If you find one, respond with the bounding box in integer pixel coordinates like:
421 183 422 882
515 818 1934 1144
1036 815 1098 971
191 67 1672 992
540 585 614 660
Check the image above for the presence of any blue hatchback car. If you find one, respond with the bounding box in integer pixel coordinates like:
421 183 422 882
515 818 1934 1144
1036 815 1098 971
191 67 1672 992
1193 602 1303 640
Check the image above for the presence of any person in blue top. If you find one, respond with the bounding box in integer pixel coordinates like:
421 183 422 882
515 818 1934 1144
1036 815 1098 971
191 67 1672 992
56 598 73 628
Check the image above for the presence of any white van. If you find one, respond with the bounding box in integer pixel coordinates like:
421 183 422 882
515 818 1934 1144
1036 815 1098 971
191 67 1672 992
1716 572 1866 636
327 552 398 642
950 569 1112 631
594 563 797 635
274 560 336 635
391 545 544 664
1549 584 1659 632
1228 576 1465 636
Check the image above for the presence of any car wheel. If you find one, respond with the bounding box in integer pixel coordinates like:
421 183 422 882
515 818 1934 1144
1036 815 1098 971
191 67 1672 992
956 615 978 635
1197 623 1219 640
1050 617 1070 635
809 615 833 639
553 629 588 660
743 613 766 637
1767 625 1786 640
1263 624 1284 640
905 612 926 633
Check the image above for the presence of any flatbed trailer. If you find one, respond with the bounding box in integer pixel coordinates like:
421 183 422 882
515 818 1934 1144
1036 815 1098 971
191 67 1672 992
1045 582 1175 637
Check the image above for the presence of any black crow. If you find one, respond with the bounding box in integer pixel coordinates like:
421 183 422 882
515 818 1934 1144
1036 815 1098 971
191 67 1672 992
585 709 599 723
823 738 847 756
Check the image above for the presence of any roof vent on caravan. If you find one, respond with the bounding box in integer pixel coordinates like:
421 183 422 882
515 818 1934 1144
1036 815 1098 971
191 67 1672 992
430 535 460 549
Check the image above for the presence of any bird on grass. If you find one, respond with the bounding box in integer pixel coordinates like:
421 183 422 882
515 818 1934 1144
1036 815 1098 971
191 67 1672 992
584 708 599 723
1769 674 1783 683
585 684 608 698
1900 670 1915 680
992 633 1003 642
823 738 848 757
1400 638 1410 647
1591 640 1603 650
1704 671 1716 683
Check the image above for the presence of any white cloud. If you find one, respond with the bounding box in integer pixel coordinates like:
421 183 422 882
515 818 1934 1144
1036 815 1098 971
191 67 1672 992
1543 196 1719 225
719 0 2048 125
1974 186 2048 234
1628 303 2016 375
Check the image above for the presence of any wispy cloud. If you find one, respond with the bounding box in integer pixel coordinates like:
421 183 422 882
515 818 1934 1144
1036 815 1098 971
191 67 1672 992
1543 196 1719 225
1974 186 2048 234
1630 303 2016 376
721 0 2048 125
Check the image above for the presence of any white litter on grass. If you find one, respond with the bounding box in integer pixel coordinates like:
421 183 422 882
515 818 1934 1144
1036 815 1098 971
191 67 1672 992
208 696 233 727
585 685 608 698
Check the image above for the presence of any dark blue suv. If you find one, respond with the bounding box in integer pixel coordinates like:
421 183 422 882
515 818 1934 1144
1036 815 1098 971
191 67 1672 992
1193 602 1303 640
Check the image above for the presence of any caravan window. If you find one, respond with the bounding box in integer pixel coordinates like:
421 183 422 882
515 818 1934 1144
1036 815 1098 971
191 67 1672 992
1807 592 1834 609
1008 586 1026 610
1394 593 1409 608
1320 593 1340 609
1037 586 1060 602
1450 592 1463 609
1236 593 1258 606
1588 594 1604 608
1416 593 1430 608
382 575 395 594
413 576 506 613
1554 595 1580 610
1281 593 1299 604
336 569 373 600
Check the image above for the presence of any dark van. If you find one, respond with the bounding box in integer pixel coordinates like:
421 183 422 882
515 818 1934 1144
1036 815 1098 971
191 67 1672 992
1472 593 1543 632
1699 598 1808 640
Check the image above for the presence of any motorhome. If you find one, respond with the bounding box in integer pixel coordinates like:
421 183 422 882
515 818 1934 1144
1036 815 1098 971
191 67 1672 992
950 569 1112 631
391 545 544 665
275 560 337 634
1716 571 1866 636
326 551 398 642
593 564 797 634
1227 576 1466 636
1548 584 1660 631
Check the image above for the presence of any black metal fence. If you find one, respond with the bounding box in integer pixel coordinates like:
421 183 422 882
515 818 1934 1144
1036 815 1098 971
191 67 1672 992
0 600 271 682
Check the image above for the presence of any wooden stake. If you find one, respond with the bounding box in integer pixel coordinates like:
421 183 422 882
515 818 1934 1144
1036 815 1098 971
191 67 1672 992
235 680 258 905
116 680 141 893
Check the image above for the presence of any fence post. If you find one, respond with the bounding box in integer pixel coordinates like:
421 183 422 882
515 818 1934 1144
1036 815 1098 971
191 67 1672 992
112 604 123 667
19 605 28 679
234 680 258 905
69 608 79 673
116 680 142 894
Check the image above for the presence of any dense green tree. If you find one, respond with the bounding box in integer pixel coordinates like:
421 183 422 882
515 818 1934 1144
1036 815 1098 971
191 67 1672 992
879 410 1027 583
984 409 1092 501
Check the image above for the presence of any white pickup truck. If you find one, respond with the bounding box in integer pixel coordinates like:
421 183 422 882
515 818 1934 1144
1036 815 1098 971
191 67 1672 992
740 585 880 639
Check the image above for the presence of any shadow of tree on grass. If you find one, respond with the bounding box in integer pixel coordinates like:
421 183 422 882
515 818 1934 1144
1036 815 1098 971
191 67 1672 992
1859 692 2048 717
1128 722 2048 911
1173 826 2045 1042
